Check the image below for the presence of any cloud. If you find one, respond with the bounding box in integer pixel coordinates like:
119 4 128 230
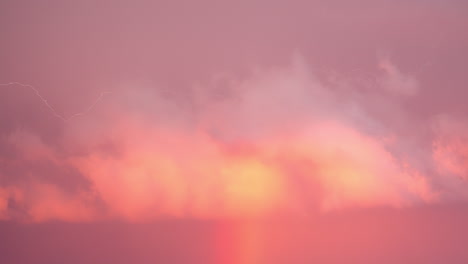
378 56 420 96
431 115 468 200
0 186 22 220
0 188 10 220
0 53 466 222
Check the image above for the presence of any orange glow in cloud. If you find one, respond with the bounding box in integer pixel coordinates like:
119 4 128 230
1 54 463 222
71 124 287 219
221 157 284 216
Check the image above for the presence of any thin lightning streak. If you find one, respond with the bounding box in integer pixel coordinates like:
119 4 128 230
0 82 112 122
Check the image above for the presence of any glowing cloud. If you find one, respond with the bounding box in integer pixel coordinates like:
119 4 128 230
0 54 466 222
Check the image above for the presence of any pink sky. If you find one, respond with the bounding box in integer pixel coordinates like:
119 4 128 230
1 0 468 263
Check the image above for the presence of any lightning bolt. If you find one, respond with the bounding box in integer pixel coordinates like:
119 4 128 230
0 82 112 122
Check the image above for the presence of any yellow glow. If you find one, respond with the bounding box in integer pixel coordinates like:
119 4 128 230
222 158 283 216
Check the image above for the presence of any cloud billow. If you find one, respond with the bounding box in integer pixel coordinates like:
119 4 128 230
0 54 466 222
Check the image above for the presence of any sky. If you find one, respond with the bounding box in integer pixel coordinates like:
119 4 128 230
1 0 468 263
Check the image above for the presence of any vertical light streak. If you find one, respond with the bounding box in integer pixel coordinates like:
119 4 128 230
216 220 263 264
